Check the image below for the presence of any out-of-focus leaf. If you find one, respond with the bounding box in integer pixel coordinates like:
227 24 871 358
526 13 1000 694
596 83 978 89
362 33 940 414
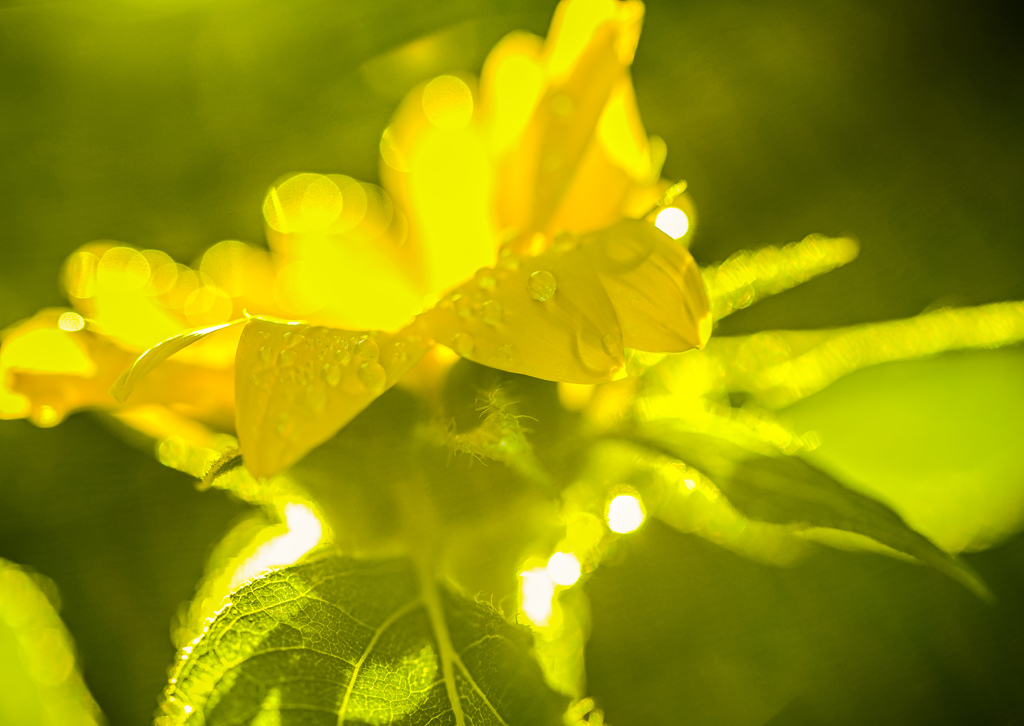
781 348 1024 553
631 429 989 599
159 552 567 725
0 560 103 726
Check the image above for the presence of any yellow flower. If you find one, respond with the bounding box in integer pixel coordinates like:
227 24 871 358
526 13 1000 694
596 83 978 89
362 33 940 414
0 0 710 479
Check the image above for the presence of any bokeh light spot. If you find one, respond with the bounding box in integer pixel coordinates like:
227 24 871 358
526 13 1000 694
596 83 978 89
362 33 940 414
56 312 85 332
97 246 150 293
546 551 582 586
263 173 344 234
655 207 690 239
62 250 99 299
520 567 555 626
422 75 474 129
607 493 646 533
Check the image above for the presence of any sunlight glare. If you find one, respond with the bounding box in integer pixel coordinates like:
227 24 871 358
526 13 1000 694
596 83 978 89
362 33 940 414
607 493 646 533
520 567 555 626
228 503 324 590
655 207 689 239
546 551 582 587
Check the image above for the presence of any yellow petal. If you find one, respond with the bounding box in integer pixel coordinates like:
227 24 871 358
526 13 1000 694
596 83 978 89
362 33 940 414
546 77 655 234
234 319 430 477
581 220 711 351
495 0 644 234
2 309 235 428
110 318 246 403
380 76 501 297
264 173 424 330
417 241 624 383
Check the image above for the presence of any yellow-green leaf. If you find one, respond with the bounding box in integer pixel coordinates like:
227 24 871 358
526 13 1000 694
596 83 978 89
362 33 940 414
158 553 568 725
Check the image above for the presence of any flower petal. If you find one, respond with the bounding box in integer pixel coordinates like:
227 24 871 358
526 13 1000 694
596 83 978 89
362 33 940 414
234 319 430 477
581 219 711 351
1 309 235 428
417 243 625 383
380 76 501 297
263 173 424 331
495 0 645 234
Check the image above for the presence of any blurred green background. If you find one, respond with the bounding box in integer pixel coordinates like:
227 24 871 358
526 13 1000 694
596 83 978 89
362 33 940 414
1 0 1022 724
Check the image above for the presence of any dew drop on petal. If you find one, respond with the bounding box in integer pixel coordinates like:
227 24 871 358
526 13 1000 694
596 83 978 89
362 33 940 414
497 251 521 271
452 332 474 357
481 300 503 326
355 338 380 362
324 363 342 387
527 270 557 301
602 332 624 358
279 348 297 366
475 269 497 290
357 361 387 392
259 346 273 365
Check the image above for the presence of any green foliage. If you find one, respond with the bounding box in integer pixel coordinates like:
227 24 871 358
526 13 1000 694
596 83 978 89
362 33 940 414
3 1 1024 725
159 553 567 725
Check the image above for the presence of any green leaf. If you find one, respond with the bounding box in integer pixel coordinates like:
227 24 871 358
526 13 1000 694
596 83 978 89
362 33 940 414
780 348 1024 553
109 318 246 403
630 429 990 600
0 560 104 726
159 553 567 725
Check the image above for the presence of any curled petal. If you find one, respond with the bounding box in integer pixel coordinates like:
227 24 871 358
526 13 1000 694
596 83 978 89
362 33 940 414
1 309 234 428
581 220 711 351
417 242 625 384
234 319 430 477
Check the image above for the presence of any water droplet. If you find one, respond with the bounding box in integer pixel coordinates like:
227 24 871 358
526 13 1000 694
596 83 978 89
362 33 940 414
332 343 351 365
602 332 624 358
258 346 273 364
305 386 326 412
393 340 408 362
324 363 343 387
355 338 379 362
279 348 298 366
357 361 386 391
552 231 576 253
475 269 497 290
452 294 474 320
452 332 474 357
527 270 557 301
481 300 503 326
282 330 303 348
602 230 652 269
276 412 295 438
497 250 521 271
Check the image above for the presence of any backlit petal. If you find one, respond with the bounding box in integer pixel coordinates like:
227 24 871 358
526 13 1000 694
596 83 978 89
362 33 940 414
263 173 424 330
380 76 501 298
234 319 431 477
417 241 625 383
582 220 711 351
493 0 645 234
1 309 235 428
